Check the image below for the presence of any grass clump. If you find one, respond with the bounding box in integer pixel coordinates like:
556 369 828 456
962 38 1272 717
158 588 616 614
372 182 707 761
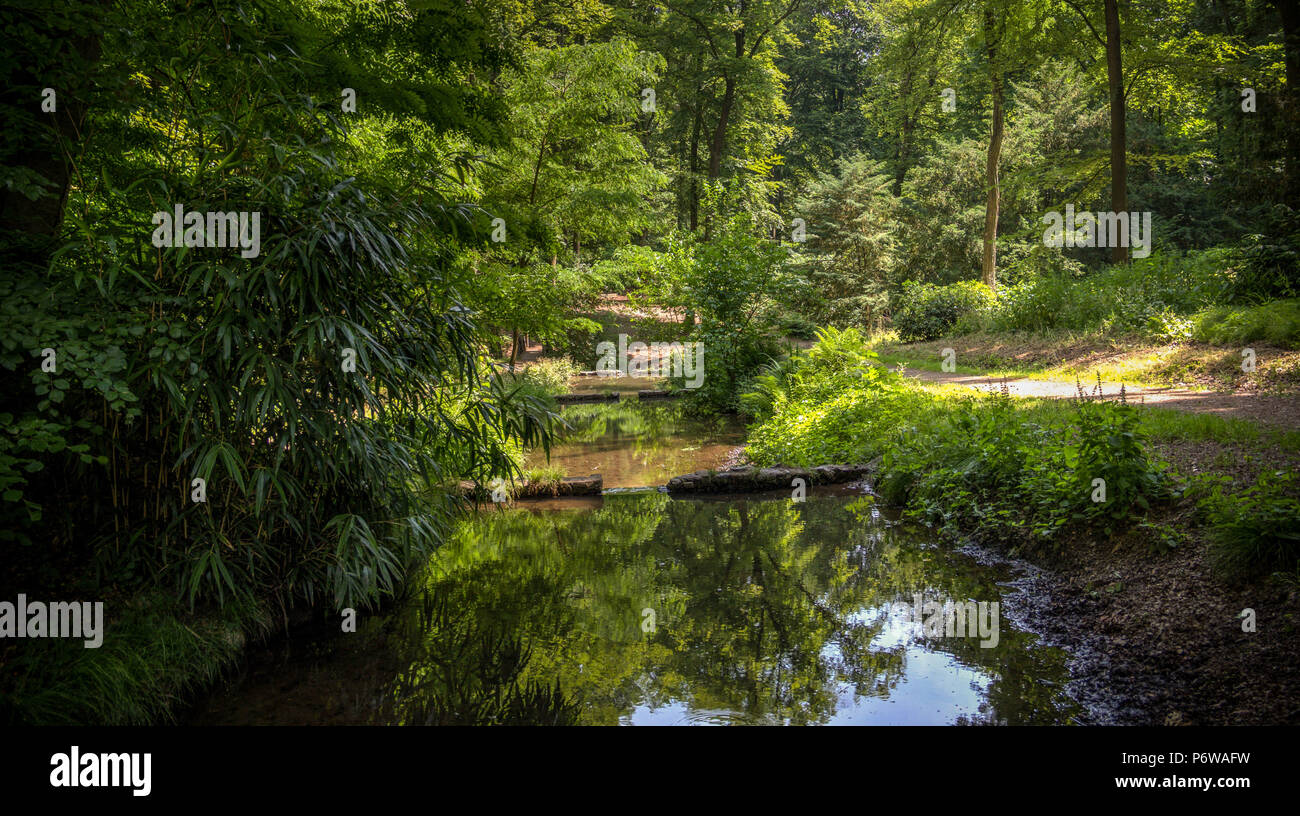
1199 471 1300 581
0 592 271 725
1190 299 1300 348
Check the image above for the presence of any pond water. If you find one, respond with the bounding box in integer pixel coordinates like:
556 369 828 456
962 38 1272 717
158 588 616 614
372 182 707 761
191 404 1081 726
525 401 745 488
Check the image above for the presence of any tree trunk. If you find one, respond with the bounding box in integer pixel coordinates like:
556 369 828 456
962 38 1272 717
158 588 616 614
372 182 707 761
707 74 736 180
894 68 914 196
689 102 702 231
981 7 1004 291
1276 0 1300 207
1105 0 1128 263
0 30 100 253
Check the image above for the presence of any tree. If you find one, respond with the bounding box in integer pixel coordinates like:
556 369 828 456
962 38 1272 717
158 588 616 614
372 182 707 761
624 0 801 230
477 39 665 363
1058 0 1130 262
981 2 1006 289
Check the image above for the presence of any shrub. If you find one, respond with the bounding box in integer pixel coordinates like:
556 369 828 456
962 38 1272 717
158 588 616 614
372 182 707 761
653 205 793 414
745 334 1171 549
984 250 1233 335
1227 227 1300 304
1189 299 1300 348
891 280 995 342
777 311 819 340
517 357 580 395
1201 471 1300 581
592 245 665 293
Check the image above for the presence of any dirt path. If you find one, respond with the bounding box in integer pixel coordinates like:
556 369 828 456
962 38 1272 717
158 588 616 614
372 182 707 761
897 367 1300 430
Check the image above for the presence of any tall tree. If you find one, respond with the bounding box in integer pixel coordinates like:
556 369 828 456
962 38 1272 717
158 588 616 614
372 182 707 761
1060 0 1130 261
1275 0 1300 205
1103 0 1128 262
631 0 801 230
981 3 1005 289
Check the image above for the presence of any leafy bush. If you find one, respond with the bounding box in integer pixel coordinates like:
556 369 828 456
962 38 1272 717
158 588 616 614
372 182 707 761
1189 299 1300 348
1066 385 1171 530
1201 471 1300 580
645 198 793 413
741 326 894 421
592 245 667 293
891 280 995 342
776 311 820 340
1227 227 1300 303
0 2 555 615
517 357 580 395
984 250 1233 335
746 335 1171 548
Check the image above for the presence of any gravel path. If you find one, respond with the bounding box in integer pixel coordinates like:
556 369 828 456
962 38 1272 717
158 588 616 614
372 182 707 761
897 367 1300 431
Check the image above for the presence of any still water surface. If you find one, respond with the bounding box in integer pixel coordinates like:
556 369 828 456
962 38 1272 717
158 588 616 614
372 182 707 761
192 404 1079 725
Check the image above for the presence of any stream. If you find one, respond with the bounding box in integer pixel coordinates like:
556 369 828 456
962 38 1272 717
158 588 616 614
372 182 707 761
191 401 1082 725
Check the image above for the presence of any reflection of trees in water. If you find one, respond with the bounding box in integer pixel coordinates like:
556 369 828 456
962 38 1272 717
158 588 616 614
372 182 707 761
386 593 582 725
392 493 1077 725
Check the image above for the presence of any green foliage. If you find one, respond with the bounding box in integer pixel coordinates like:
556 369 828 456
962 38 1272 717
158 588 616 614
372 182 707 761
591 245 665 293
792 155 897 330
980 250 1234 336
1190 299 1300 349
776 311 819 340
892 280 996 342
0 0 556 617
512 357 580 398
642 198 793 413
747 335 1171 548
1067 384 1171 529
1 592 270 725
1223 222 1300 304
1201 472 1300 581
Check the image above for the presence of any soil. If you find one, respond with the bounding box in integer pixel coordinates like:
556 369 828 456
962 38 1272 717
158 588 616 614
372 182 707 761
997 525 1300 726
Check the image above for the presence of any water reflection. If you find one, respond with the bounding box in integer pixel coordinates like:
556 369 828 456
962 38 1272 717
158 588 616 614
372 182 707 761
524 402 744 488
195 492 1080 725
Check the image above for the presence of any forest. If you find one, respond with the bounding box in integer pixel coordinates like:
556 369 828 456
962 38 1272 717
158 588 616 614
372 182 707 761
1 0 1298 728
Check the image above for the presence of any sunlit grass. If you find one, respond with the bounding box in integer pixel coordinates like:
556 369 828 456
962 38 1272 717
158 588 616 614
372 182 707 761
875 334 1300 391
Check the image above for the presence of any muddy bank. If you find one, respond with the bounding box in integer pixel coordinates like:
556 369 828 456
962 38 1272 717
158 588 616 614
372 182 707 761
1013 532 1300 726
876 496 1300 726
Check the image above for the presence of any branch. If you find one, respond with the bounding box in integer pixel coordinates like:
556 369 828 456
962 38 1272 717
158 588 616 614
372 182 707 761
1060 0 1107 48
664 1 722 60
748 0 802 58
